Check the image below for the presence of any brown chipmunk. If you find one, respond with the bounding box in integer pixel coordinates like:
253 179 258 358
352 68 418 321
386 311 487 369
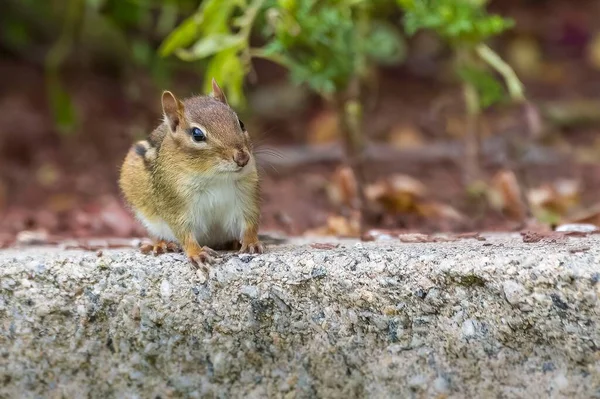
119 79 263 271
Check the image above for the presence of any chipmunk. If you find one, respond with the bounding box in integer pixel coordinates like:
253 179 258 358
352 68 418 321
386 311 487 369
119 79 263 272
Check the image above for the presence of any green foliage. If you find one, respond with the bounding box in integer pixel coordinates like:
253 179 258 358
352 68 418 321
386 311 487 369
261 0 405 95
161 0 407 106
398 0 518 109
1 0 202 134
399 0 513 46
457 65 505 108
47 74 78 135
161 0 258 107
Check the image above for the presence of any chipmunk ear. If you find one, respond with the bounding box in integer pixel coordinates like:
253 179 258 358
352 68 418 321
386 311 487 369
162 91 185 132
211 78 228 105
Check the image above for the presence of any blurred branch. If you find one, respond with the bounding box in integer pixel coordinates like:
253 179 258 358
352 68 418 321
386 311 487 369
541 100 600 128
475 44 525 103
45 0 85 135
463 79 482 184
46 0 84 71
255 139 568 171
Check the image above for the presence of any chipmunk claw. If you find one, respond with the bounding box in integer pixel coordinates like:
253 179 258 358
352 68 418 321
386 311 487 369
189 252 213 267
188 248 219 281
201 246 219 257
240 241 264 255
188 246 218 268
140 240 180 256
165 242 181 252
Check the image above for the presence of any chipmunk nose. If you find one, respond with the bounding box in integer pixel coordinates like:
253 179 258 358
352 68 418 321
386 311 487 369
233 149 249 167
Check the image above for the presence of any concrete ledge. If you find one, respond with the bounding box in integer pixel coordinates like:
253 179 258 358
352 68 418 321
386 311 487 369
1 234 599 398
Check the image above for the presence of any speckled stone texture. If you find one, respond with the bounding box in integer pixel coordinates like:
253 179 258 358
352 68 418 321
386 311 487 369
1 234 599 398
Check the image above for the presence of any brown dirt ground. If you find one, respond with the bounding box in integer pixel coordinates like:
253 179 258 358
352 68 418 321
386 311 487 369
1 0 600 245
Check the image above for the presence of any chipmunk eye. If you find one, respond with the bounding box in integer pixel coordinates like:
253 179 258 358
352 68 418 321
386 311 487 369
190 127 206 142
238 119 245 132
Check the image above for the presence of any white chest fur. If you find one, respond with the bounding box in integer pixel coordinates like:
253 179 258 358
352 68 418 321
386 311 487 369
185 177 247 245
136 176 249 247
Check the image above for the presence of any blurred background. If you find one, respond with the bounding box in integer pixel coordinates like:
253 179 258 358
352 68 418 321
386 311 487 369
1 0 600 246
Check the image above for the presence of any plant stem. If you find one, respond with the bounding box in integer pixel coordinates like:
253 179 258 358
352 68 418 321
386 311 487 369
239 0 266 39
463 81 482 185
239 0 269 79
46 0 83 70
456 46 483 186
247 48 287 67
334 89 369 234
477 43 533 222
476 43 525 103
45 0 84 135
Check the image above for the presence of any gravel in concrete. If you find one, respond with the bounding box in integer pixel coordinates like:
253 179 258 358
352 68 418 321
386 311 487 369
1 233 599 398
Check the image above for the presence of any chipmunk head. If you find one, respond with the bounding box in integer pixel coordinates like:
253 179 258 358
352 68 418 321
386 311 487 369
161 79 253 176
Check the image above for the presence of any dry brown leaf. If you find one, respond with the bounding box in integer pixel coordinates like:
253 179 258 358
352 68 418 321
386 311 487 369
398 233 461 243
520 230 567 243
326 166 359 209
562 231 589 237
398 233 433 243
326 214 360 237
387 124 426 150
365 174 463 223
360 232 376 242
567 203 600 226
310 243 340 250
488 170 527 222
366 174 427 214
569 246 590 254
456 232 486 241
528 179 580 216
307 110 339 145
430 234 460 242
415 201 465 222
520 230 551 243
304 213 361 238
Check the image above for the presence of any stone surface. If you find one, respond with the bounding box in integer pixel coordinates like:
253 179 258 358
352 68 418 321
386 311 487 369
1 233 600 398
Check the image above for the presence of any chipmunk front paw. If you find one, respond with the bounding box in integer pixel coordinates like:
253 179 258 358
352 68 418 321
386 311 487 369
188 246 219 267
240 240 264 254
140 240 180 256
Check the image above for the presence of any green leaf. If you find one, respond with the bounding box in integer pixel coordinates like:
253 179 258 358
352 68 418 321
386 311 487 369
1 19 30 49
46 75 77 135
458 66 505 108
85 0 106 12
159 15 201 57
132 39 152 66
364 22 407 65
399 0 514 43
159 0 243 57
175 34 244 61
156 3 179 37
200 0 242 34
203 49 247 108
